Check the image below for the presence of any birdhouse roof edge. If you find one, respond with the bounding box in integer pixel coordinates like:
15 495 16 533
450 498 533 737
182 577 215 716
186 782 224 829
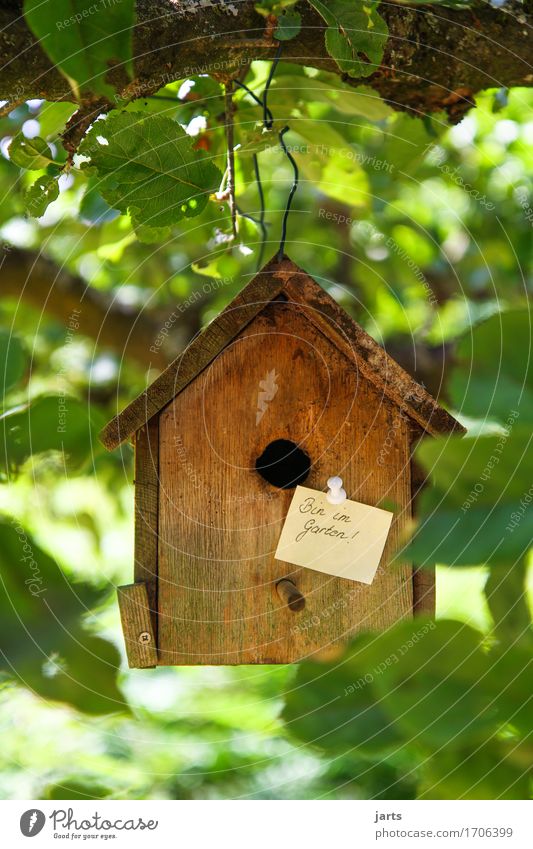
100 254 465 450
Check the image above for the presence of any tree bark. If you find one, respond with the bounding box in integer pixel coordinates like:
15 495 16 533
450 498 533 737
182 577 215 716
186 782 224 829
0 1 531 121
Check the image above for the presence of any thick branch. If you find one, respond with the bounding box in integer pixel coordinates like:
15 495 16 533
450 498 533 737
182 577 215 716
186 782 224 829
1 247 453 394
0 247 198 368
0 1 531 120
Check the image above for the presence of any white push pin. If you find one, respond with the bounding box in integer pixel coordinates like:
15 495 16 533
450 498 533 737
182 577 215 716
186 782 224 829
326 475 346 505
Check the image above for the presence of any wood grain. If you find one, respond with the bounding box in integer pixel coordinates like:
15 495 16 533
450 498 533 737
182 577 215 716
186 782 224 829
410 443 436 616
134 419 159 639
157 299 415 664
117 582 158 668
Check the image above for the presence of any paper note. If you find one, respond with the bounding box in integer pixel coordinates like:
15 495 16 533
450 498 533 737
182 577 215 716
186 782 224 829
275 486 393 584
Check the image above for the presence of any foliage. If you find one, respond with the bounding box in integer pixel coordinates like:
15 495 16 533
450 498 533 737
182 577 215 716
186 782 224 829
284 309 532 798
23 0 136 100
79 111 222 237
0 1 531 802
308 0 388 77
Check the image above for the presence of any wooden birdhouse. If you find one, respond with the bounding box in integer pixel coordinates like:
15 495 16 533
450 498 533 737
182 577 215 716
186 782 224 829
101 256 464 668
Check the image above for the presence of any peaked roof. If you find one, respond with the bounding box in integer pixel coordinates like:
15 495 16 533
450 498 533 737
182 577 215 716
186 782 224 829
100 255 465 450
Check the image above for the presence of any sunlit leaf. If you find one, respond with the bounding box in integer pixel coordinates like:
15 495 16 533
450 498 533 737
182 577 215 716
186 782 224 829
0 520 127 715
9 134 54 170
25 174 60 218
79 111 222 232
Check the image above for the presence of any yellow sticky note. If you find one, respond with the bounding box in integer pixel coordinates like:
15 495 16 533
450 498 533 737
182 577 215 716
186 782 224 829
275 486 393 584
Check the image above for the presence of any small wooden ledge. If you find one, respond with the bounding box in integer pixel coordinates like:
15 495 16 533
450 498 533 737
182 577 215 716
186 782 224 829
117 582 158 668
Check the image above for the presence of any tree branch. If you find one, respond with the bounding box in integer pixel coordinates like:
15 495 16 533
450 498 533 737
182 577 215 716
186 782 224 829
0 247 453 396
0 1 531 121
0 247 200 368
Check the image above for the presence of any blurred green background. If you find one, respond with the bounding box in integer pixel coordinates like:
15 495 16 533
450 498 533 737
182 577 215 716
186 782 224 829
0 67 531 799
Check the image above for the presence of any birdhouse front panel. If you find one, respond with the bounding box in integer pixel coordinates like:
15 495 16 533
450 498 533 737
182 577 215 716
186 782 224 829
156 297 413 665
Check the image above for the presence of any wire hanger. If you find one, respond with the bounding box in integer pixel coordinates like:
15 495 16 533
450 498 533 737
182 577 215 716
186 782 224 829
231 43 299 267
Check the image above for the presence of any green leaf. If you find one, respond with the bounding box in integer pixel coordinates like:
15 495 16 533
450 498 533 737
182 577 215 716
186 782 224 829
0 519 127 715
1 395 100 474
25 174 60 218
79 178 119 224
43 777 112 800
37 101 77 140
416 429 532 511
0 330 26 401
274 9 302 40
283 631 407 756
369 620 495 748
79 112 222 232
407 502 533 567
308 0 388 78
284 620 497 755
9 134 54 169
450 308 533 425
23 0 136 100
405 426 533 567
484 560 531 643
420 739 531 800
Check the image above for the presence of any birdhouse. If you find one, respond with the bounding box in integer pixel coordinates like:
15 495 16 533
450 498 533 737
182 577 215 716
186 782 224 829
101 257 464 667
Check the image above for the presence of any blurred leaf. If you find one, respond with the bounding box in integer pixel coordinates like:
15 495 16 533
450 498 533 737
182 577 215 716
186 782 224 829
407 501 533 567
284 620 499 756
1 395 100 474
283 631 409 756
0 330 26 400
37 102 77 140
25 174 60 218
420 739 531 800
23 0 135 100
416 429 532 510
484 560 531 643
0 519 126 715
9 135 54 169
79 112 222 232
450 309 533 424
308 0 388 78
43 777 112 800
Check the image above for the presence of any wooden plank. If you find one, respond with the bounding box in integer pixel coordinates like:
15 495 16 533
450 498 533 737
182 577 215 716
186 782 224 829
283 272 465 439
134 418 159 640
157 298 414 664
100 256 464 450
117 583 158 668
410 444 436 616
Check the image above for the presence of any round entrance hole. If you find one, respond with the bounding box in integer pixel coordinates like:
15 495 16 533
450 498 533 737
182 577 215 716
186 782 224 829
255 439 311 489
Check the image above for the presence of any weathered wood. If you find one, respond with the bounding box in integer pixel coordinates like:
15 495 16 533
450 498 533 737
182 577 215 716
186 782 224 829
282 269 465 439
157 299 414 664
276 579 306 612
134 418 159 639
100 256 464 450
117 583 158 668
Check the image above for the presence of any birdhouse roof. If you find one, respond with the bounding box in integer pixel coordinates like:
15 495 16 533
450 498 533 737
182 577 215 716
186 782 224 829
100 255 465 450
